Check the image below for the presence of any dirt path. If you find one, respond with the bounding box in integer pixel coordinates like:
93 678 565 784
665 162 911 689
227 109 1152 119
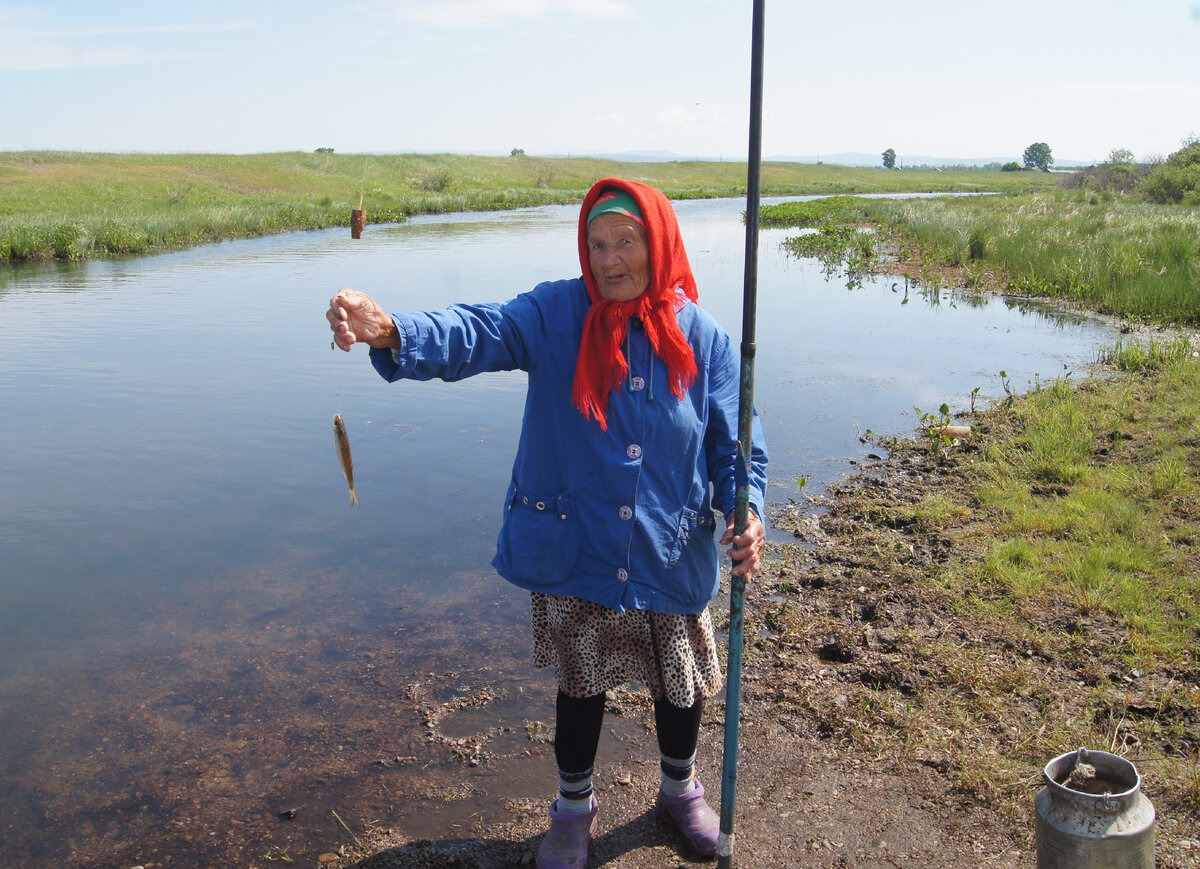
343 688 1030 869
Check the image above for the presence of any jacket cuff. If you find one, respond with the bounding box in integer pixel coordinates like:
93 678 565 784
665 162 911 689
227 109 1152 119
368 316 411 382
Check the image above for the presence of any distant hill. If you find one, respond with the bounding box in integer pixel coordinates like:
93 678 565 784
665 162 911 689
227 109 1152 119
529 149 1094 169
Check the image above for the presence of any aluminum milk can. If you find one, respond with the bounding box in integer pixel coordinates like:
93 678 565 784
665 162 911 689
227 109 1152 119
1036 747 1155 869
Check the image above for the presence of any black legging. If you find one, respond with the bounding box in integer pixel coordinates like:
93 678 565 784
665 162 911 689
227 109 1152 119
554 689 705 774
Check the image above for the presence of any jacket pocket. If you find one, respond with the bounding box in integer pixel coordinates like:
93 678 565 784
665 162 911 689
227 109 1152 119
666 507 715 569
497 481 579 584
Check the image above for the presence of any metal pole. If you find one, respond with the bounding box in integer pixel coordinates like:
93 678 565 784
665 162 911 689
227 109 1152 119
717 1 765 867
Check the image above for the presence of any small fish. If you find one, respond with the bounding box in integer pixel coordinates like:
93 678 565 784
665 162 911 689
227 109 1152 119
333 413 358 506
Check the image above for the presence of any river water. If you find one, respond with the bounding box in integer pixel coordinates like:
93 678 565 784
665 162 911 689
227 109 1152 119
0 197 1117 866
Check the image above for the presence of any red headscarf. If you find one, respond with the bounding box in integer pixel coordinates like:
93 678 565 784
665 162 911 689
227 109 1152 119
573 178 699 429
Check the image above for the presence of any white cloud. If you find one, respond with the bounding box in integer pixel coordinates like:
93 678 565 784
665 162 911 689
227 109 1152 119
365 0 635 28
593 112 630 128
17 21 252 39
653 103 737 149
1 44 147 71
0 16 252 71
656 103 726 127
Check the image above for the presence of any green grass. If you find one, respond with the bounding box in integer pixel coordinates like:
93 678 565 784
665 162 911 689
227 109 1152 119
967 350 1200 660
968 347 1199 664
0 150 1055 263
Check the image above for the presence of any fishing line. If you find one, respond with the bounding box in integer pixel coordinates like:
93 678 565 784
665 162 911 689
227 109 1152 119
332 339 344 416
358 153 370 211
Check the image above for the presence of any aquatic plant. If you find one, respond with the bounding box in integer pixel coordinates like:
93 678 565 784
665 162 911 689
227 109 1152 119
913 402 954 452
759 195 870 227
782 224 880 290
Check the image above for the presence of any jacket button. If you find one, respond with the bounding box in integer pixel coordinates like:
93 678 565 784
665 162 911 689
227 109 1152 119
536 501 546 511
626 444 642 460
617 568 628 582
630 376 645 392
619 505 633 520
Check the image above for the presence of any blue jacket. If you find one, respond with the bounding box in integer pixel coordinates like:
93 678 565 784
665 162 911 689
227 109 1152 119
369 277 768 614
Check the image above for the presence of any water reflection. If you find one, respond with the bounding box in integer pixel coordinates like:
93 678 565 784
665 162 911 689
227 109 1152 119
0 197 1119 866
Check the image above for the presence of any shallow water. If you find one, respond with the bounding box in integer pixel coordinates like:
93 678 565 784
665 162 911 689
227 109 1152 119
0 198 1118 866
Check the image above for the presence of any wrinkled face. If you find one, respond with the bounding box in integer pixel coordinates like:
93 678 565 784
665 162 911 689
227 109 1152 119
586 213 651 302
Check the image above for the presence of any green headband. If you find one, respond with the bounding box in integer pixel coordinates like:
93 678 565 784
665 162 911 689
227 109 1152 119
587 189 645 225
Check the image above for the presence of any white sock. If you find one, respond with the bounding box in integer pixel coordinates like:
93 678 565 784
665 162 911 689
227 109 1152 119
557 792 593 813
557 767 594 813
659 752 697 797
659 775 696 797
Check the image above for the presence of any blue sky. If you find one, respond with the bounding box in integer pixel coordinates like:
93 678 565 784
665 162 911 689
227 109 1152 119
3 1 1198 163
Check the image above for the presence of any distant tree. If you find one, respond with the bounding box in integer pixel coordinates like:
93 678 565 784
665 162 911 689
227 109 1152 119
1059 146 1147 195
1023 142 1053 171
314 147 335 154
1140 136 1200 204
1105 148 1135 166
882 148 897 170
510 148 526 157
1095 151 1141 193
1000 161 1022 172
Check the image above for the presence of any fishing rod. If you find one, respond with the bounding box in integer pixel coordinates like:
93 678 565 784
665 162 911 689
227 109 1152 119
717 1 765 867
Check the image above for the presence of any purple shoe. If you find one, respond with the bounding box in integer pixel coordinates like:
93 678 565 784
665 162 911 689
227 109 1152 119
655 778 719 857
536 796 599 869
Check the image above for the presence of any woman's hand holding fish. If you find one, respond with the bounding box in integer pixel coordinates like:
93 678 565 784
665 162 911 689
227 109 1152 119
327 289 401 352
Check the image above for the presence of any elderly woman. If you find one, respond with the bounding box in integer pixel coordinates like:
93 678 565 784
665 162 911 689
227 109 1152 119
327 178 768 868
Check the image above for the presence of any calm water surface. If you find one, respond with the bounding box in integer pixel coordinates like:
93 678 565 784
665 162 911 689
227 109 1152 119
0 198 1117 866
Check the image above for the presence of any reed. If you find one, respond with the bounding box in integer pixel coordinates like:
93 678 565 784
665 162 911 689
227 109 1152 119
769 190 1200 326
884 192 1198 324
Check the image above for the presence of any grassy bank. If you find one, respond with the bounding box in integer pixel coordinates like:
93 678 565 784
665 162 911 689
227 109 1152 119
0 150 1054 263
753 185 1199 862
763 190 1200 325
